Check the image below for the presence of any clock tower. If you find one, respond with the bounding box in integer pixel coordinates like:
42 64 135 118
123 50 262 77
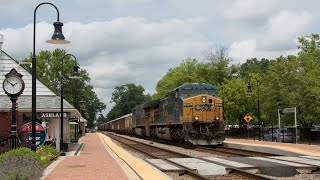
2 68 25 149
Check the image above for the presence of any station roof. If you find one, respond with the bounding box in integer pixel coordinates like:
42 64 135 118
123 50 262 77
0 50 80 116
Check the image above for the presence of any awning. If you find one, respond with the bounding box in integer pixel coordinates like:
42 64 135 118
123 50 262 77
69 122 78 125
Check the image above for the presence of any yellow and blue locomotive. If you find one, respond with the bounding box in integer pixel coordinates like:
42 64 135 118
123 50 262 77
133 83 225 145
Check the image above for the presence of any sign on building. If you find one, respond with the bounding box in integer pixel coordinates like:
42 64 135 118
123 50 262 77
21 122 46 147
37 112 70 118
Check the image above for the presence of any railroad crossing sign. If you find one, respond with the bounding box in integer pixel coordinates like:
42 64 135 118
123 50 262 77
244 114 252 122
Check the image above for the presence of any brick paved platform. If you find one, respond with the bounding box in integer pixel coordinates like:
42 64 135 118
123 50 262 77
45 133 129 180
225 138 320 156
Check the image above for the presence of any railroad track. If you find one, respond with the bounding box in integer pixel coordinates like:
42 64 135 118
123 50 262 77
104 132 272 180
105 132 209 180
196 146 280 157
121 132 279 157
107 132 189 159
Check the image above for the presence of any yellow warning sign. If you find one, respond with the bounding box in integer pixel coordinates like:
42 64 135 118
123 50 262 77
244 114 252 123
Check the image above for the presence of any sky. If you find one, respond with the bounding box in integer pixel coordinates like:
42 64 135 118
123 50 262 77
0 0 319 115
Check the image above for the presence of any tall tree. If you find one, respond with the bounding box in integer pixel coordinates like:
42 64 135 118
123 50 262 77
296 34 320 125
204 45 232 85
297 33 320 54
107 83 151 121
21 49 106 127
239 58 271 81
154 58 202 99
219 78 254 126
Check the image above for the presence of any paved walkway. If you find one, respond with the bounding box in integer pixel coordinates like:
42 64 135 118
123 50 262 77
225 138 320 156
45 133 128 180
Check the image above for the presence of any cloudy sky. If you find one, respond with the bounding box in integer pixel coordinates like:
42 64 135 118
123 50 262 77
0 0 319 115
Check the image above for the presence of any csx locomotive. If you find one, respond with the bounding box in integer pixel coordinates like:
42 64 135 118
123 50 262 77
101 83 225 145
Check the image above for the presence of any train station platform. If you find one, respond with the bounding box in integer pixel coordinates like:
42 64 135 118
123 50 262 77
42 133 171 180
224 138 320 157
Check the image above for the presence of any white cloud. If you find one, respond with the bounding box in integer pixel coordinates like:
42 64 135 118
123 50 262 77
108 0 151 7
0 0 42 8
259 10 313 51
229 39 256 63
0 16 210 114
224 0 278 20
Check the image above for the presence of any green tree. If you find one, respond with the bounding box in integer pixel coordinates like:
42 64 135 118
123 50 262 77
296 36 320 125
239 58 271 81
21 49 106 128
154 58 202 99
203 46 232 85
298 33 320 54
106 83 150 121
97 113 107 126
220 78 254 126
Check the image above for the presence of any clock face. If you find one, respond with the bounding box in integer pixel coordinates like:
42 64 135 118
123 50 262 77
3 76 24 95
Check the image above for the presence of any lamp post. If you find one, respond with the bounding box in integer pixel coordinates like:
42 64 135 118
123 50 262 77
31 2 70 151
60 54 81 155
246 80 261 141
78 95 86 138
79 95 86 112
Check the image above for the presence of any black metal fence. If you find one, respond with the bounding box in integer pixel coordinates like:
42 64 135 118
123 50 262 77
225 126 320 145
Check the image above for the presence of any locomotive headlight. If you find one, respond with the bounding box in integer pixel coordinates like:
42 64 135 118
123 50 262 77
202 96 206 103
194 116 199 121
215 116 219 120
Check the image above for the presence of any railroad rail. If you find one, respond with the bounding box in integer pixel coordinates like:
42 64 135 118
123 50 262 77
104 132 272 180
106 132 189 159
130 132 279 157
196 146 280 157
105 132 209 180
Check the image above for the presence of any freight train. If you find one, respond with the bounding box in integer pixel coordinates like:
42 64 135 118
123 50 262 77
100 83 225 145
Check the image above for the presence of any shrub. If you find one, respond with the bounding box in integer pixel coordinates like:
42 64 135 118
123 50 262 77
0 147 39 164
0 149 44 180
36 145 60 162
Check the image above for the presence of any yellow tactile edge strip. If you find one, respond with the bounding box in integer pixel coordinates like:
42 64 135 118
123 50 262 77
225 141 320 157
98 133 171 180
98 134 138 180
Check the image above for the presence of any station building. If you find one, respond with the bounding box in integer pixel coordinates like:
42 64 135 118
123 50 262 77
0 35 81 151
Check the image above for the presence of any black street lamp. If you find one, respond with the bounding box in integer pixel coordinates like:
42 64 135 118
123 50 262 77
60 54 81 155
79 95 86 117
31 2 70 151
246 80 261 141
79 95 86 106
78 95 86 139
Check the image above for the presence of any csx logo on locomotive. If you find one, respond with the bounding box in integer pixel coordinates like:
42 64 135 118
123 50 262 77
195 104 212 111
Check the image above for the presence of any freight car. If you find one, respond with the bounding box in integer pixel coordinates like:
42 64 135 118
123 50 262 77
103 83 225 146
101 113 133 134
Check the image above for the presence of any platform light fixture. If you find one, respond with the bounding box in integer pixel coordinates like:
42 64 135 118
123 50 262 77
31 2 70 151
246 79 261 141
60 54 81 155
